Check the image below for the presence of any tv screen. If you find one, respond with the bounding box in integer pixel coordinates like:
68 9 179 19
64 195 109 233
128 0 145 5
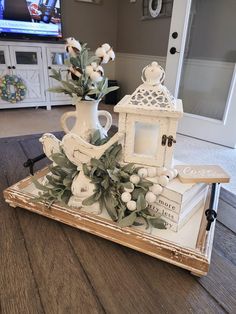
0 0 62 39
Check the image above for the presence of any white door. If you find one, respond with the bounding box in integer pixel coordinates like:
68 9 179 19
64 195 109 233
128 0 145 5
165 0 236 148
9 46 46 103
46 47 71 102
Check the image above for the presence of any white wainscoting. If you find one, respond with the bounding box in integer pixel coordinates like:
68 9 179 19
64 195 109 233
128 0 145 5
113 53 235 123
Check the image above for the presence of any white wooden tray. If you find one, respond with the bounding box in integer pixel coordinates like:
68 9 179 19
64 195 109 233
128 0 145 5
3 167 219 276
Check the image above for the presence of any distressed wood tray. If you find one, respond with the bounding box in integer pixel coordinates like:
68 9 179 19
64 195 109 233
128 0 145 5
3 167 219 276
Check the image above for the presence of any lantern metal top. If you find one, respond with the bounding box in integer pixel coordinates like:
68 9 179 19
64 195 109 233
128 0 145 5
114 62 183 117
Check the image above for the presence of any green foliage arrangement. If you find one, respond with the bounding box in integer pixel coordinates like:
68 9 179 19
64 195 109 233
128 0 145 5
32 131 166 229
48 38 119 101
32 150 78 207
82 142 166 229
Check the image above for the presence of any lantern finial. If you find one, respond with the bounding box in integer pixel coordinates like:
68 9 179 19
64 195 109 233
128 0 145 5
142 62 165 86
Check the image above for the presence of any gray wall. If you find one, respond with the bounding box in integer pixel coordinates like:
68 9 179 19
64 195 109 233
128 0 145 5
61 0 118 50
61 0 236 62
116 0 171 56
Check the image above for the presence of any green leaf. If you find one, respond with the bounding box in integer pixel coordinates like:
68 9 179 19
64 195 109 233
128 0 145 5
118 212 137 228
49 165 68 177
101 177 110 189
31 176 49 191
102 86 119 96
103 194 118 221
119 171 130 180
121 163 135 174
82 193 97 206
51 155 70 168
149 218 167 229
132 188 145 201
49 68 62 81
107 169 119 182
82 163 90 176
90 158 106 171
70 57 80 68
110 143 122 159
87 56 99 65
90 129 101 144
121 181 133 189
137 194 147 211
48 86 69 94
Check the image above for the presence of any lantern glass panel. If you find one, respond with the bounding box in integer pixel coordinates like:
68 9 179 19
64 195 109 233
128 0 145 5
134 122 159 157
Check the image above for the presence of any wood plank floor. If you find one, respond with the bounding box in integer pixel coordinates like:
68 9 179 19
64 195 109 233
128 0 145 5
0 133 236 314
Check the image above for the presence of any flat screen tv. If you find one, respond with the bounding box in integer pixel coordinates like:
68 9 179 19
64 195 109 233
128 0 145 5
0 0 62 39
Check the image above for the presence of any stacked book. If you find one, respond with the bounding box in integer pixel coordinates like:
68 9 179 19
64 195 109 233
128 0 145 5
148 178 209 232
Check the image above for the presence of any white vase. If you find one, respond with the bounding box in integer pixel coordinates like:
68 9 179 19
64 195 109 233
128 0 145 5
60 99 112 141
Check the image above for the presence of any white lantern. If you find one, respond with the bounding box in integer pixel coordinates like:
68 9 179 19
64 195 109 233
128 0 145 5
114 62 183 168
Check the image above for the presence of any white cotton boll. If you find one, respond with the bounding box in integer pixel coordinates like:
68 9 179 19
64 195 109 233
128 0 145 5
90 71 103 82
101 53 110 64
121 192 132 203
130 174 140 185
150 184 163 195
107 49 115 61
91 62 98 70
138 168 148 178
127 200 137 211
102 43 111 52
124 183 134 193
156 167 167 177
145 192 156 204
173 168 178 177
96 65 104 75
95 47 106 58
66 37 81 51
159 175 169 187
85 65 93 75
147 167 157 178
65 45 77 57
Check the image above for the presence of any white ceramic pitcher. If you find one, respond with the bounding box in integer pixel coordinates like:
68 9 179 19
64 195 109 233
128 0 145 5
60 99 112 141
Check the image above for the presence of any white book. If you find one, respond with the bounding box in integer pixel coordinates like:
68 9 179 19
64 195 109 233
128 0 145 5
161 187 208 232
148 186 208 224
151 178 207 214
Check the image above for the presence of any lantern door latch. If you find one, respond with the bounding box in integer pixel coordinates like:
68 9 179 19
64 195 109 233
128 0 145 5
162 135 176 147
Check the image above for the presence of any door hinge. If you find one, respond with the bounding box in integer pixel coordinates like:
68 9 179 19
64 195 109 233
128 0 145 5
162 135 176 147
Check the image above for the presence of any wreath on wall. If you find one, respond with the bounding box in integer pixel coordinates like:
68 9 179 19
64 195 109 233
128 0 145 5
0 74 27 103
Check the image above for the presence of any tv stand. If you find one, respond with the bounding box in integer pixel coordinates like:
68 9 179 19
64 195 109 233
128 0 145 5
0 40 71 110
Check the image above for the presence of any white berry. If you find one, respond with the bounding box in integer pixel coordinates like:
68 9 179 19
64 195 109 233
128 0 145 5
163 170 174 180
127 200 137 211
150 184 163 195
124 183 134 193
173 168 178 177
121 192 131 203
130 174 140 185
145 191 157 204
159 175 169 186
138 168 148 178
147 167 157 178
157 167 167 176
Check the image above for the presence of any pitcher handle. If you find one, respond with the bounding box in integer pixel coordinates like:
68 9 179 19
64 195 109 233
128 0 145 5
98 110 112 132
60 111 77 134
